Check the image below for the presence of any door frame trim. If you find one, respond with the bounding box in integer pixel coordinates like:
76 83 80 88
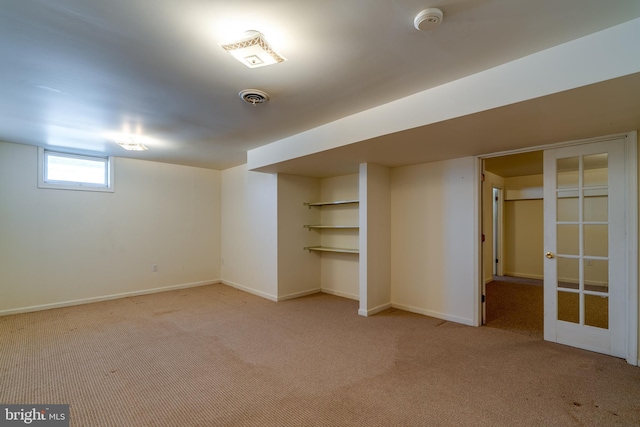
493 187 505 277
477 131 637 366
624 132 638 366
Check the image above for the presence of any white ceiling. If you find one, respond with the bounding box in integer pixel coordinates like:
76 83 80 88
2 0 640 171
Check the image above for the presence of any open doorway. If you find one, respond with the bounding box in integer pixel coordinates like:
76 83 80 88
480 133 637 363
482 151 544 338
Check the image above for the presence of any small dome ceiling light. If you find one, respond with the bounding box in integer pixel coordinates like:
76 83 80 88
239 89 270 105
414 8 444 31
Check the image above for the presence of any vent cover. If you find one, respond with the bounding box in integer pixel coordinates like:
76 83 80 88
239 89 270 105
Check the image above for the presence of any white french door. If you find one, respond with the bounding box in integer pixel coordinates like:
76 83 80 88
543 138 627 357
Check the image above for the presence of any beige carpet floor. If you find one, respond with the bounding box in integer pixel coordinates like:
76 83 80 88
486 278 609 338
485 279 544 338
2 283 640 426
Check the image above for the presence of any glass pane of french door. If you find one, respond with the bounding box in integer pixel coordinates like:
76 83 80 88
555 153 609 329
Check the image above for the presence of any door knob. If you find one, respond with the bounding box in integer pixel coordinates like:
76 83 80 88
545 252 554 259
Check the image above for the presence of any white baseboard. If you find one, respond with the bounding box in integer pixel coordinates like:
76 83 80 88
503 272 544 280
221 280 278 302
391 302 475 326
277 288 321 301
0 280 220 317
358 302 392 317
558 278 608 287
499 273 607 288
321 288 359 301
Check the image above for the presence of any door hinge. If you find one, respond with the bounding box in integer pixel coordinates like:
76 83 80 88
482 173 485 182
481 294 486 303
481 234 485 242
496 259 499 264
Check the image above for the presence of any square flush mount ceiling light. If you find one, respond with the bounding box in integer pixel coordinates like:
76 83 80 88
113 137 148 151
220 30 286 68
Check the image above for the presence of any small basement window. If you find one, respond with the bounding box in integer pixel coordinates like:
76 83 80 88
38 147 114 192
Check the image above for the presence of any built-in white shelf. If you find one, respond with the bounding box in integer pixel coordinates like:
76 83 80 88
304 246 359 254
303 199 359 254
304 225 359 229
304 200 359 207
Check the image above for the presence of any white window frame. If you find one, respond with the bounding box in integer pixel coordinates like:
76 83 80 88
37 147 115 192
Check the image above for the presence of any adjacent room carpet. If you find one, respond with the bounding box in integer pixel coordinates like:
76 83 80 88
485 278 544 338
2 283 639 426
485 277 609 338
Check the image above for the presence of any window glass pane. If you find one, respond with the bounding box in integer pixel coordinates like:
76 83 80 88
585 294 608 329
557 191 579 222
584 191 608 222
584 259 608 293
557 257 579 290
583 153 608 187
558 291 579 324
557 157 579 189
584 224 608 257
557 224 579 255
46 152 107 185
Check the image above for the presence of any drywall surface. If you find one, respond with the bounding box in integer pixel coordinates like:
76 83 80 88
482 171 505 283
0 141 221 314
359 163 391 315
390 157 477 325
637 131 640 366
505 175 543 200
319 174 359 299
504 199 544 280
221 164 278 300
277 174 321 299
502 174 544 280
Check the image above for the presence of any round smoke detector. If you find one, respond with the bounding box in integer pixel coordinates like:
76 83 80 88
239 89 270 105
414 8 444 31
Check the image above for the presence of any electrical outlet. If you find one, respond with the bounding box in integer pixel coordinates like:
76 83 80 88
152 264 158 272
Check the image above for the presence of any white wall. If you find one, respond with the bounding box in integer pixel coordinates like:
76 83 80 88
359 163 391 315
0 141 221 314
390 157 478 326
277 174 321 300
637 133 640 366
220 168 360 303
505 175 543 200
220 164 278 300
503 174 544 280
482 171 504 283
504 199 544 279
319 174 359 300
